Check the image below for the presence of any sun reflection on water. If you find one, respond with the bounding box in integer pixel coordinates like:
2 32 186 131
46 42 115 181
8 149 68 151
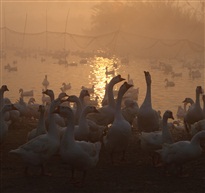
89 56 121 107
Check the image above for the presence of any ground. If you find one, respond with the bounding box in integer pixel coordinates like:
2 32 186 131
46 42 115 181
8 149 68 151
1 119 205 193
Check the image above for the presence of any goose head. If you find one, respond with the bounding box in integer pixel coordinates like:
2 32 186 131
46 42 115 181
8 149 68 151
53 105 73 119
38 105 45 113
1 85 9 92
80 89 90 98
196 86 203 95
144 71 151 85
119 82 133 96
66 95 78 103
19 88 23 93
42 89 54 98
84 105 99 114
163 110 174 120
182 97 194 105
110 75 125 85
58 92 68 100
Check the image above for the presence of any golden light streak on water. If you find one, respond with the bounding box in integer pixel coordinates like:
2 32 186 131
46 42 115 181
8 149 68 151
89 56 121 107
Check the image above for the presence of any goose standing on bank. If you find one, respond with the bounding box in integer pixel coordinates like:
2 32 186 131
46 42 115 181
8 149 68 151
42 89 68 127
183 86 204 134
104 82 133 164
54 106 101 186
139 110 174 153
155 130 205 176
87 75 125 126
9 98 62 175
137 71 160 132
0 104 18 144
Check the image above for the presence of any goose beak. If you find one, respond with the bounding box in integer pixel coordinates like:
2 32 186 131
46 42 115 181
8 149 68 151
171 115 174 120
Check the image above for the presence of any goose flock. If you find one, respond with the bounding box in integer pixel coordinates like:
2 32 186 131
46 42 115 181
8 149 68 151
1 70 205 187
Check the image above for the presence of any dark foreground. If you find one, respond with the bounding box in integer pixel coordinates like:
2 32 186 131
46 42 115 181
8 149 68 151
1 120 205 193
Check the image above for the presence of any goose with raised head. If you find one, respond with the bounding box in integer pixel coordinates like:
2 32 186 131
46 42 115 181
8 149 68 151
27 105 47 141
139 110 174 153
137 71 160 132
78 89 90 110
87 75 125 126
42 89 51 105
19 88 34 98
0 104 18 144
42 89 68 128
9 98 61 175
42 75 49 90
183 86 204 133
155 130 205 176
104 82 133 164
54 105 101 186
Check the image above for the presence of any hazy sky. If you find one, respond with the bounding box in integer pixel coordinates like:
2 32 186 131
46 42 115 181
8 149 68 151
1 1 97 34
1 1 202 34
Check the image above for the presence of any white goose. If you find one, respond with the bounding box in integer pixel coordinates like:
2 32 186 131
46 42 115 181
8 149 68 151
183 86 204 133
155 130 205 176
54 105 101 186
19 88 34 98
137 71 160 132
42 75 49 90
42 89 67 128
66 95 106 142
0 104 18 144
42 89 51 105
164 78 175 87
27 105 47 141
104 82 133 164
139 110 174 152
74 106 99 141
9 98 61 175
67 92 90 125
60 82 71 92
87 75 125 126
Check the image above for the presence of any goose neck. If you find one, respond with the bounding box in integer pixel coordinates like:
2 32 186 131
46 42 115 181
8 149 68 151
115 90 124 120
107 81 115 108
62 116 75 144
144 84 152 106
47 114 59 139
36 112 46 134
195 91 201 107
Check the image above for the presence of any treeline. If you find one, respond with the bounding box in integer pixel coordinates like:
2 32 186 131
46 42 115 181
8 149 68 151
87 1 204 58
